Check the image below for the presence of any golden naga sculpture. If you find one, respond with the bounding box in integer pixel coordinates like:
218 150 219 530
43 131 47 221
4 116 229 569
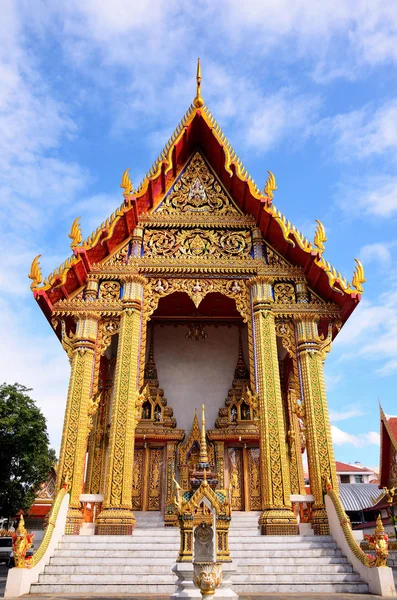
68 217 82 250
264 170 277 202
193 58 205 109
313 219 327 255
28 255 42 291
120 168 133 197
364 515 389 568
352 258 366 294
12 515 34 568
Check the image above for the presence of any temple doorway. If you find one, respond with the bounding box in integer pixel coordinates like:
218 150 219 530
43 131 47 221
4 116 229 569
132 446 164 511
227 446 261 511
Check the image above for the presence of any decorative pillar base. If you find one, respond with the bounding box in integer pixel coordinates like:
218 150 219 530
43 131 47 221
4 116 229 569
311 506 330 535
65 506 83 535
95 508 136 535
259 508 298 536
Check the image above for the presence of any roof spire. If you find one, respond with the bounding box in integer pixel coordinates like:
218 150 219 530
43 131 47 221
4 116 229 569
193 58 204 108
200 403 209 463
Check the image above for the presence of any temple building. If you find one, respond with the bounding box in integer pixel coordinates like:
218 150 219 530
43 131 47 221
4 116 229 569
29 61 366 541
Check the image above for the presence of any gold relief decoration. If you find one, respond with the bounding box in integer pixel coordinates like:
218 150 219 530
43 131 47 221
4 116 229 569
143 228 252 259
100 318 120 356
274 282 296 304
68 217 82 250
248 448 261 510
131 448 144 510
185 322 208 342
228 448 244 510
156 152 240 216
103 242 130 267
60 320 75 360
29 255 42 291
99 280 121 300
144 277 250 323
148 448 163 510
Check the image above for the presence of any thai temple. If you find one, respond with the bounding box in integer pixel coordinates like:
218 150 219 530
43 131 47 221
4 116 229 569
11 61 396 597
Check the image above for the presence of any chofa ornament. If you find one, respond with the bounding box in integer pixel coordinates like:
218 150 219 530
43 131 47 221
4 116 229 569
193 562 223 598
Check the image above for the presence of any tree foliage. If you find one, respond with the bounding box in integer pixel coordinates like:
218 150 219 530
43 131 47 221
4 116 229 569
0 383 56 520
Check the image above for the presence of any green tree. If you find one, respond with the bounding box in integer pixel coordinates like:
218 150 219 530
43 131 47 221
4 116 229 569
0 383 56 523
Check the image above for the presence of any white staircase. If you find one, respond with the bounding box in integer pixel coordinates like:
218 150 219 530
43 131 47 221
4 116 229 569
30 510 369 595
229 511 368 594
30 512 179 594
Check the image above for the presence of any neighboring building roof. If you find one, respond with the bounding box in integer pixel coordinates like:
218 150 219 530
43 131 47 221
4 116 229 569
339 483 381 512
336 461 375 474
29 73 363 333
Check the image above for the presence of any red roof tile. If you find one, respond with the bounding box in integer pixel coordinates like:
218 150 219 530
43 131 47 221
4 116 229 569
335 461 374 473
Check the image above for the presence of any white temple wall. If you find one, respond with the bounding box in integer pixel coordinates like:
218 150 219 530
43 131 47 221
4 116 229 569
152 324 248 431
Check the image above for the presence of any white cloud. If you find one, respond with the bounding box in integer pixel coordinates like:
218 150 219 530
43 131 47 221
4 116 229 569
335 175 397 218
332 425 380 447
360 243 393 266
316 100 397 162
335 286 397 375
329 404 365 422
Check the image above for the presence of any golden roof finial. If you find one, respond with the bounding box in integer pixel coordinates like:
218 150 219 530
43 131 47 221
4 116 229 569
68 217 82 250
313 219 327 255
199 403 209 463
120 168 133 197
28 255 42 291
352 258 366 294
193 58 204 109
264 170 277 202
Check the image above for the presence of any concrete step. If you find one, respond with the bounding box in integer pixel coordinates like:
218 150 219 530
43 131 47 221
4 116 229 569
39 573 176 584
229 556 349 566
58 542 179 550
44 564 174 575
232 583 369 593
230 549 345 558
228 541 338 549
237 564 353 574
50 556 174 566
233 572 362 583
30 583 176 594
54 549 180 558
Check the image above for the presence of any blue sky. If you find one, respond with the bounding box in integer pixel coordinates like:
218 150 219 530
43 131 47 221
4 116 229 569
1 0 397 470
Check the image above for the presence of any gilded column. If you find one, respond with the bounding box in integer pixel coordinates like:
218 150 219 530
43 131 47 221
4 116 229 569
295 316 339 535
250 277 298 534
96 273 146 534
55 313 100 534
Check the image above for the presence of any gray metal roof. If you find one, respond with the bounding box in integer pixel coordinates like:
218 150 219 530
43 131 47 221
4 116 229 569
339 483 380 512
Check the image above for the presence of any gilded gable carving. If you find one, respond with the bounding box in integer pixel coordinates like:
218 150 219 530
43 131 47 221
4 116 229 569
156 152 241 216
143 228 252 259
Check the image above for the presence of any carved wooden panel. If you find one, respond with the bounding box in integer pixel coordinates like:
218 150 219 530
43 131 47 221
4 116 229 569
132 448 144 510
228 448 244 510
148 448 163 510
248 447 261 510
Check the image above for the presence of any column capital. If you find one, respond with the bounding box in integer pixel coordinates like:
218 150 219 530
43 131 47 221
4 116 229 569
73 313 100 352
121 273 146 310
249 276 273 312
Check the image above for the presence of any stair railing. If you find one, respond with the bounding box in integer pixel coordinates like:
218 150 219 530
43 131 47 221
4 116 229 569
325 480 396 596
5 487 70 598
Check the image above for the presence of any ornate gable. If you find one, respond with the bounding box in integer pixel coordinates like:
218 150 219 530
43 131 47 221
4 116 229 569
156 152 241 216
31 67 363 334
